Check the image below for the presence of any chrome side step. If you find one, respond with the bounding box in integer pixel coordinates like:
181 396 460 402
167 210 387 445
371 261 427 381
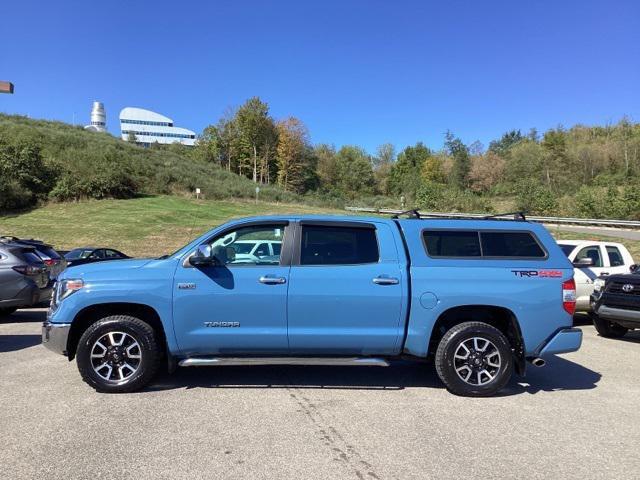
178 357 390 367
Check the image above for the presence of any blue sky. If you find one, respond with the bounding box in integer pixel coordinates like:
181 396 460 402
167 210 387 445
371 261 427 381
2 0 639 153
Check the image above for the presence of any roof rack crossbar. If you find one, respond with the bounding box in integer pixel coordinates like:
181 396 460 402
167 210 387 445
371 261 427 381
482 211 527 221
390 209 421 219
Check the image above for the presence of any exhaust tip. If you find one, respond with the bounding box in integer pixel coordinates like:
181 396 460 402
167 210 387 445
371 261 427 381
530 357 546 367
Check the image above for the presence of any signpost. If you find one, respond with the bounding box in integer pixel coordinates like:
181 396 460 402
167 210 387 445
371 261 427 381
195 187 201 200
255 186 260 203
0 81 14 94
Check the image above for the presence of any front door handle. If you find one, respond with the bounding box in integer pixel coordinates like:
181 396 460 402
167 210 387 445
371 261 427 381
373 276 399 285
259 275 287 285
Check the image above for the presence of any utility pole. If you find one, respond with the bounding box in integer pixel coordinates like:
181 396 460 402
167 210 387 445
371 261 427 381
0 81 14 94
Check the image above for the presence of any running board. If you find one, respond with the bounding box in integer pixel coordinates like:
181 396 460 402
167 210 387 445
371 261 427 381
178 357 390 367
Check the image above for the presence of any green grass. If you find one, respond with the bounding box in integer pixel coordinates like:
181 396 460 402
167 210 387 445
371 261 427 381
0 196 339 257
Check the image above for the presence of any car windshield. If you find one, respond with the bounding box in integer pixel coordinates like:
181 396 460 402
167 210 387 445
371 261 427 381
65 249 94 260
558 244 575 257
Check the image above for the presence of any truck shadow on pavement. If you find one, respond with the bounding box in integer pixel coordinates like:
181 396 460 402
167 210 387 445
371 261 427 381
0 334 42 353
146 355 601 396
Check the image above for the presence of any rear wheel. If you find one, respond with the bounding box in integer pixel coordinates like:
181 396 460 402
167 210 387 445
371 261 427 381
435 321 513 397
0 307 17 317
76 315 161 393
591 313 628 338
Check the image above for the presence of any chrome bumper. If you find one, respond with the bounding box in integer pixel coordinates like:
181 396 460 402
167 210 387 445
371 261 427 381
42 321 71 355
538 328 583 357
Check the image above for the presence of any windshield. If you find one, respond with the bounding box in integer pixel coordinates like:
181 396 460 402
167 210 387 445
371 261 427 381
65 249 94 260
557 244 575 257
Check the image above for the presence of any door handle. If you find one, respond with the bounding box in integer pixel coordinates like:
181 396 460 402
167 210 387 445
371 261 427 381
259 276 287 285
372 276 399 285
601 272 609 276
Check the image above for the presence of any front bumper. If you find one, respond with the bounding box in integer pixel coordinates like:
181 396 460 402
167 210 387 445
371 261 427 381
538 328 583 357
593 304 640 324
42 321 71 355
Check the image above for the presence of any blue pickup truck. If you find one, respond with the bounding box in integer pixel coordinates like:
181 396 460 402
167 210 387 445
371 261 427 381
43 213 582 396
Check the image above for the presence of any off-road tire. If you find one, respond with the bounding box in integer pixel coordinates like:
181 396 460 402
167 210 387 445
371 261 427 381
591 313 628 338
435 321 513 397
76 315 161 393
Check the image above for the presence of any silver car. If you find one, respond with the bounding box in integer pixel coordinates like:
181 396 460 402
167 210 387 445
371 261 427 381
0 242 53 316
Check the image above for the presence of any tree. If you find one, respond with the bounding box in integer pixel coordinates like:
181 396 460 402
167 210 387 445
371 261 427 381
235 97 278 183
488 130 524 156
469 152 505 192
315 144 339 192
334 146 375 197
276 117 308 193
445 131 470 189
373 143 395 195
388 142 431 199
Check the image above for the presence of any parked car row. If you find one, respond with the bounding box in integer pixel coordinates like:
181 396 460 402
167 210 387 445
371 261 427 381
0 237 129 316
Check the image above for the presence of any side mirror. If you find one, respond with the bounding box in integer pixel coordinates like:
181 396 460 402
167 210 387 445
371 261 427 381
189 244 214 267
630 264 639 273
573 257 594 268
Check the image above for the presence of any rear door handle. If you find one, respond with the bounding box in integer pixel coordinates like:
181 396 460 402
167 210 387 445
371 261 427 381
259 275 287 285
373 276 399 285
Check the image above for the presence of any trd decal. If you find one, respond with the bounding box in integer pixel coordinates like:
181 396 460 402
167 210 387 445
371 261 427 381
511 270 562 278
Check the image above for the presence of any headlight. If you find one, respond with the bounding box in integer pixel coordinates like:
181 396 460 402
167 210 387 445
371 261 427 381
58 278 84 301
594 278 606 292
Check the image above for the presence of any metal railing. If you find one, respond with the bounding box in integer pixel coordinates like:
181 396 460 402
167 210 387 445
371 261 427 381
344 207 640 229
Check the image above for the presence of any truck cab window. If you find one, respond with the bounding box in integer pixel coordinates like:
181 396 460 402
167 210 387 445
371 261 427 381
210 225 285 266
300 226 379 265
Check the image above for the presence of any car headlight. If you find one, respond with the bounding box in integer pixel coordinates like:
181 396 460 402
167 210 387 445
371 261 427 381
594 278 606 292
57 278 84 301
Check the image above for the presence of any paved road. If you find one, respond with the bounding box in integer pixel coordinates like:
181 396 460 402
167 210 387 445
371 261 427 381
546 224 640 241
1 309 639 480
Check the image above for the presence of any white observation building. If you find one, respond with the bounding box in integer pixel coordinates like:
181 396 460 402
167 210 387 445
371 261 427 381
119 107 196 146
84 101 107 132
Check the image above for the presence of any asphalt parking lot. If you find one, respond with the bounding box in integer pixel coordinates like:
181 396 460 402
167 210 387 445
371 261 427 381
1 309 639 480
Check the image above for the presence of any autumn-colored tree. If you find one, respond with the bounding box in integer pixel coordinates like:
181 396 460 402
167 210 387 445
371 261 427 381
276 117 308 192
469 152 505 192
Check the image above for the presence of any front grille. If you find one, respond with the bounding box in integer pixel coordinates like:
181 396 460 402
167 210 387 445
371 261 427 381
606 281 640 296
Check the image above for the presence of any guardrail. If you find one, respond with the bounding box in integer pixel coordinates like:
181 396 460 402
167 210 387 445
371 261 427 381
344 207 640 229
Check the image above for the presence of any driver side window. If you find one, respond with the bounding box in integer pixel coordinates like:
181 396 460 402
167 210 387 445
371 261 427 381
210 225 285 266
576 245 603 268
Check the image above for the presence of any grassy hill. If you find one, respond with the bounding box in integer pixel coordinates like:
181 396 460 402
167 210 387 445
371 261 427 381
0 114 310 208
0 196 338 256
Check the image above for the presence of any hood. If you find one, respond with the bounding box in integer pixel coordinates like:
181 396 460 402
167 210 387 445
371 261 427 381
604 272 640 284
61 258 155 278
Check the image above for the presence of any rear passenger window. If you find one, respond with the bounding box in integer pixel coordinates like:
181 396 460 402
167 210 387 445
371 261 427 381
423 231 481 257
423 230 546 258
481 232 546 258
606 246 624 267
301 226 379 265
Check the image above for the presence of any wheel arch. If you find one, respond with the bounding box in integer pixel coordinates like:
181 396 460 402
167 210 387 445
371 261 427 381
428 304 526 375
67 302 168 361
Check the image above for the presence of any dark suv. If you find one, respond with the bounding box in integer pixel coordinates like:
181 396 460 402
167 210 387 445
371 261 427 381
0 241 53 316
590 265 640 338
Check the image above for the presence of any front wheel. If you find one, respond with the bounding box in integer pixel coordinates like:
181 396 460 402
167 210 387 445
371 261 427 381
435 321 513 397
76 315 161 393
591 313 628 338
